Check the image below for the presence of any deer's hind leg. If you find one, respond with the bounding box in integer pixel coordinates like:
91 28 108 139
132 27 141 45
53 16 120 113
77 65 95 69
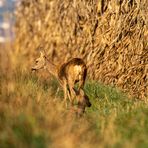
63 80 68 108
78 79 85 92
68 80 77 106
67 87 71 103
78 68 87 92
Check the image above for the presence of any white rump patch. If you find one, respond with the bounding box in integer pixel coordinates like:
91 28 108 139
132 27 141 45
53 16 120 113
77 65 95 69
74 65 82 80
74 65 82 73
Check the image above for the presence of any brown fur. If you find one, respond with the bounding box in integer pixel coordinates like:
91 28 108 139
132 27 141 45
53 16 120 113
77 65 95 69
32 51 87 106
76 89 91 116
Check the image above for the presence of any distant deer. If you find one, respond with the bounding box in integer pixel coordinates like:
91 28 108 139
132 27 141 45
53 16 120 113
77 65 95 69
31 51 87 106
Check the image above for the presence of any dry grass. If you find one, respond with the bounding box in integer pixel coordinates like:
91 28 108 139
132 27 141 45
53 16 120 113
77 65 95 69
0 67 148 148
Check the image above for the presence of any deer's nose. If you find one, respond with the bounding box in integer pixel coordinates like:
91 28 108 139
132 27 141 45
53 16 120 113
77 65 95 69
31 67 36 71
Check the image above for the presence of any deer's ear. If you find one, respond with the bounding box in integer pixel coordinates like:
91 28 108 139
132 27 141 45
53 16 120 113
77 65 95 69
40 51 45 57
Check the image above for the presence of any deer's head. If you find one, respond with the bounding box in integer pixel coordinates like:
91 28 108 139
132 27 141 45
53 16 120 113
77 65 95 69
31 51 47 71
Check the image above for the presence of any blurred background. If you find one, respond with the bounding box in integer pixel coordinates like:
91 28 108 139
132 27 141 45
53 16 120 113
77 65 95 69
0 0 18 43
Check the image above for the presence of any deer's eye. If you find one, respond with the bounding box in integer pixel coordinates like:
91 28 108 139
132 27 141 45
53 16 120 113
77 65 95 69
36 60 38 63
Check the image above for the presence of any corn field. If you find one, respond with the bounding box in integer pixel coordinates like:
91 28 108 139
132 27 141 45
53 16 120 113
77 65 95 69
13 0 148 99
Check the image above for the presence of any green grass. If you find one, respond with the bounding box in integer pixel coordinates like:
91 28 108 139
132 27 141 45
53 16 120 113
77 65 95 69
0 71 148 148
84 81 148 148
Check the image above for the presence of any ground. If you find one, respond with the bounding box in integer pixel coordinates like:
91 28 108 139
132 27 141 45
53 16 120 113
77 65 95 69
0 70 148 148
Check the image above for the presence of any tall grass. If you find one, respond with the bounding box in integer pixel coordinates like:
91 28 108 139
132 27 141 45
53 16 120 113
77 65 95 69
0 69 148 147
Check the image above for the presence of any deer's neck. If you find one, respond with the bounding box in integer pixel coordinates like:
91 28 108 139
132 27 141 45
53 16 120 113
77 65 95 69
45 59 58 78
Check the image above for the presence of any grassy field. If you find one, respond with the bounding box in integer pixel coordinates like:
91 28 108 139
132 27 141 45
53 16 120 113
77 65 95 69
0 1 147 147
0 69 148 148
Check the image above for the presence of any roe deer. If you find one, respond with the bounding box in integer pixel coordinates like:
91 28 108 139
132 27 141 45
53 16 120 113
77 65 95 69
31 51 87 106
76 89 91 116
